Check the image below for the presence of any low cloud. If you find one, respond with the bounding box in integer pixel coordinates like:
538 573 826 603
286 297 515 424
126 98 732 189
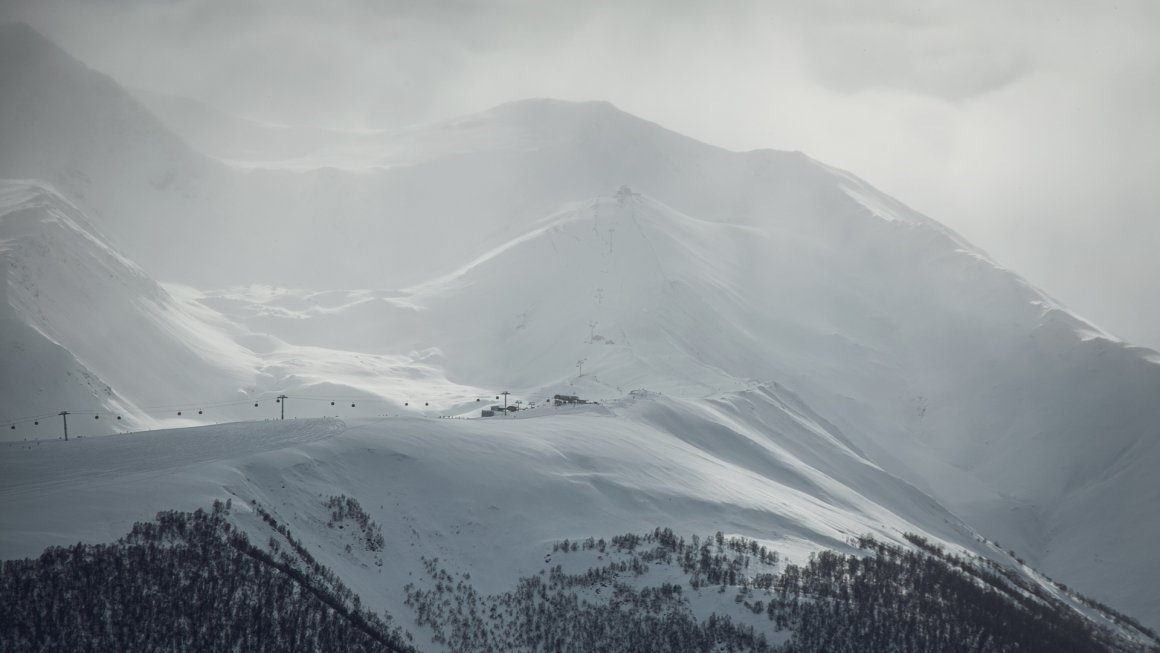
2 0 1158 347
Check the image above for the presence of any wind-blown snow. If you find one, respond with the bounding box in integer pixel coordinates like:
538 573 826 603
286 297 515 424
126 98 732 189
2 22 1159 631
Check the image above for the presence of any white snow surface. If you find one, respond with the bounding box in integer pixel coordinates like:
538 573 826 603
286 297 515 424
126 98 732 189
2 411 1152 649
0 412 1068 645
2 21 1159 632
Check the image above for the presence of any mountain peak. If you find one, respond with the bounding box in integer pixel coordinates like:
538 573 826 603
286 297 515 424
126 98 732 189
420 97 712 156
480 98 625 120
0 21 91 81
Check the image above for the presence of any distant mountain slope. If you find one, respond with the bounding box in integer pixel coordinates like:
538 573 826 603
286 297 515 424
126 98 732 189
2 21 1158 631
0 23 206 181
0 184 134 434
0 179 488 433
0 22 222 277
132 87 379 167
0 179 257 420
0 314 134 436
0 23 968 288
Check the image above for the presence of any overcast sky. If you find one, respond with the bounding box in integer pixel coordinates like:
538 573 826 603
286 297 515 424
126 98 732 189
4 0 1159 349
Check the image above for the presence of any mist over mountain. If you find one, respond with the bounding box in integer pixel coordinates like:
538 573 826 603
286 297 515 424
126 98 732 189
1 23 1158 649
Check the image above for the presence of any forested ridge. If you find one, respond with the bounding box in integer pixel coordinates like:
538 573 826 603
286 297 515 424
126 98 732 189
2 505 1156 653
0 501 414 652
404 529 1158 653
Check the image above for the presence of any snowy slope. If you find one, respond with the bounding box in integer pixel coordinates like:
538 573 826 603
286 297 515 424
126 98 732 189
416 190 1160 628
0 313 137 435
1 415 1155 651
0 178 491 435
2 22 1159 631
0 179 256 426
0 22 226 279
0 26 958 288
2 240 118 431
197 188 1160 628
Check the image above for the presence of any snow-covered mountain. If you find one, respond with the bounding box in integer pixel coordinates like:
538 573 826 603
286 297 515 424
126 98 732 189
0 178 490 432
0 22 218 274
0 180 257 412
2 21 1159 640
193 184 1160 629
0 306 129 436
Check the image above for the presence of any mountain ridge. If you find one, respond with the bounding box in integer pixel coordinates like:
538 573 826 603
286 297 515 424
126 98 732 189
1 22 1158 633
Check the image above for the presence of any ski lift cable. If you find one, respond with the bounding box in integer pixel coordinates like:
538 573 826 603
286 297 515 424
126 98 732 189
3 411 62 426
3 389 507 428
120 398 258 412
286 394 395 402
4 398 255 427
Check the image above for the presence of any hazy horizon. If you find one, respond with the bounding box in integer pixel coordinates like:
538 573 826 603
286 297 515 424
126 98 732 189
1 1 1157 351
